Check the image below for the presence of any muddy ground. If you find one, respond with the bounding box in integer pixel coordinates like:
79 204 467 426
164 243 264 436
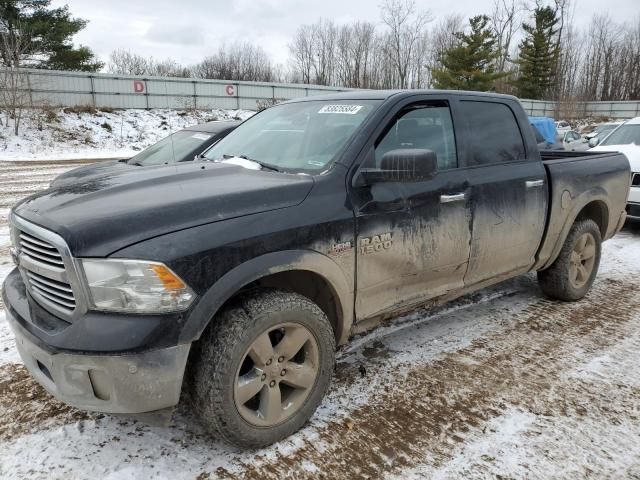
0 160 639 479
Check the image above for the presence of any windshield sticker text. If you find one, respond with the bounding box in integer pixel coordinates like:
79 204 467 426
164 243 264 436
318 105 363 115
191 133 211 140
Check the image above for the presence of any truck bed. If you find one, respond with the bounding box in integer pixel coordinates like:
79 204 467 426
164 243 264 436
534 149 630 270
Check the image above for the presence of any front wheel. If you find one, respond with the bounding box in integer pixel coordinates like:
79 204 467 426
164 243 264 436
189 290 335 448
537 219 602 301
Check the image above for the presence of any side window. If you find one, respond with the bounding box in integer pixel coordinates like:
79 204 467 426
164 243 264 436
460 101 526 166
374 102 458 170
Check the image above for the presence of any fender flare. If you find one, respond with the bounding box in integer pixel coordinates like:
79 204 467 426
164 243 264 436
540 189 611 270
179 249 354 345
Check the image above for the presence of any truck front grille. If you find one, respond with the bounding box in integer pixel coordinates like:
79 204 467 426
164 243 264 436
18 232 66 268
10 214 85 322
632 173 640 187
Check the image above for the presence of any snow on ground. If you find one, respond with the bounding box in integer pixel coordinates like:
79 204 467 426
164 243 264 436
0 159 640 479
0 108 255 161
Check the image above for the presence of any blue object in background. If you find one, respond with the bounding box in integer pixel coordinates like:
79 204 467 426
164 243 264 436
529 116 558 144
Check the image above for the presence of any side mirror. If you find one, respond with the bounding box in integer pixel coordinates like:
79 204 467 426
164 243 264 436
355 149 437 186
588 137 599 148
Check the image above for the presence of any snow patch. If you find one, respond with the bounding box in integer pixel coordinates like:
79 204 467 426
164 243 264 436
0 108 254 161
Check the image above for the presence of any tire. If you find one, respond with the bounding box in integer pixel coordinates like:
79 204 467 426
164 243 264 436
537 219 602 301
188 290 336 448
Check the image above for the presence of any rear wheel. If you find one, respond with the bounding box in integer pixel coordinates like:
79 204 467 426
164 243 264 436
189 290 335 448
537 219 602 301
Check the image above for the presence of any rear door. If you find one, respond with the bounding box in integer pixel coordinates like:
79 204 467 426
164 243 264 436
351 97 472 320
459 98 548 286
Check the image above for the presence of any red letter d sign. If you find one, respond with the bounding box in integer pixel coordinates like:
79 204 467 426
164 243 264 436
133 80 145 93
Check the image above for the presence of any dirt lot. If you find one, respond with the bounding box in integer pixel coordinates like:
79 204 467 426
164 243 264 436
1 160 640 479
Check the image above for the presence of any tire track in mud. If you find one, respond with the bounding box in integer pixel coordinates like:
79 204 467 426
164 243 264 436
219 278 640 480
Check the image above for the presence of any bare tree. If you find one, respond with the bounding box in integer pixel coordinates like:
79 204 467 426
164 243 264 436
311 19 337 85
108 49 189 77
288 25 315 84
490 0 524 73
0 20 32 135
107 49 149 75
380 0 432 88
427 14 464 82
192 42 275 82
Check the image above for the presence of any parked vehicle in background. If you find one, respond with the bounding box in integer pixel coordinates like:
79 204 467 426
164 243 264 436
590 117 640 219
555 120 571 134
562 130 589 152
584 122 623 144
50 121 240 187
530 116 564 151
4 90 630 448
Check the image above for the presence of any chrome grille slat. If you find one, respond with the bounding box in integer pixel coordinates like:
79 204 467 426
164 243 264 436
30 286 76 310
19 240 62 259
26 273 76 301
25 271 73 293
19 233 58 250
20 247 65 267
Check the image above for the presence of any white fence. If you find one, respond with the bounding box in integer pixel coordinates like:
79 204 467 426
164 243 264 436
6 68 351 111
3 68 640 118
520 99 640 120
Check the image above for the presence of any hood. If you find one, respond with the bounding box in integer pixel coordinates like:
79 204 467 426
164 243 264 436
50 160 129 187
590 143 640 172
14 161 314 257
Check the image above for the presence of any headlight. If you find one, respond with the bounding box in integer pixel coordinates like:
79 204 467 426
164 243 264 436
81 259 195 313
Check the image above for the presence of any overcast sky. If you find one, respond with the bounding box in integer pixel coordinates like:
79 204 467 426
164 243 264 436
52 0 639 69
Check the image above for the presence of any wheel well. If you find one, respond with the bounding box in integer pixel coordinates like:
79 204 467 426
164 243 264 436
575 200 608 237
225 270 343 342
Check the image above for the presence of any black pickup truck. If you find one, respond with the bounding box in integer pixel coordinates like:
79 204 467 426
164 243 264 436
3 90 630 448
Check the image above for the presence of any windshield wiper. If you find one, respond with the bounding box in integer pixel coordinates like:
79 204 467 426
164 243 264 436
221 154 280 172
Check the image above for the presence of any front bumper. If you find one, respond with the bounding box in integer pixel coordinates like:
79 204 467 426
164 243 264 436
4 271 191 414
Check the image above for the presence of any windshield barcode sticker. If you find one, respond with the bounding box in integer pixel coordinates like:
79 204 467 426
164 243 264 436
191 133 211 140
318 105 363 114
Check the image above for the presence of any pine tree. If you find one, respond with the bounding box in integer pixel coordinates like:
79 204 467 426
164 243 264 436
0 0 103 71
432 15 505 91
514 6 559 99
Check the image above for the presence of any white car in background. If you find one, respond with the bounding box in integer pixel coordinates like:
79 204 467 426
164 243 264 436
590 117 640 220
585 121 623 143
555 120 571 135
561 130 589 151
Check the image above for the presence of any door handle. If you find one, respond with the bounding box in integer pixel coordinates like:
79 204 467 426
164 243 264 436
526 179 544 188
440 193 466 203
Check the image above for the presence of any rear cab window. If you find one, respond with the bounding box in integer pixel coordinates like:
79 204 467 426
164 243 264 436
460 101 526 166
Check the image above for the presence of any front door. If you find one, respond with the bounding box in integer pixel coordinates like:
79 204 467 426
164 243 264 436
351 99 472 321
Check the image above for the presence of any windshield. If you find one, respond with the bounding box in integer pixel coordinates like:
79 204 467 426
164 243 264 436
203 100 382 173
594 124 617 136
128 130 214 166
601 124 640 146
